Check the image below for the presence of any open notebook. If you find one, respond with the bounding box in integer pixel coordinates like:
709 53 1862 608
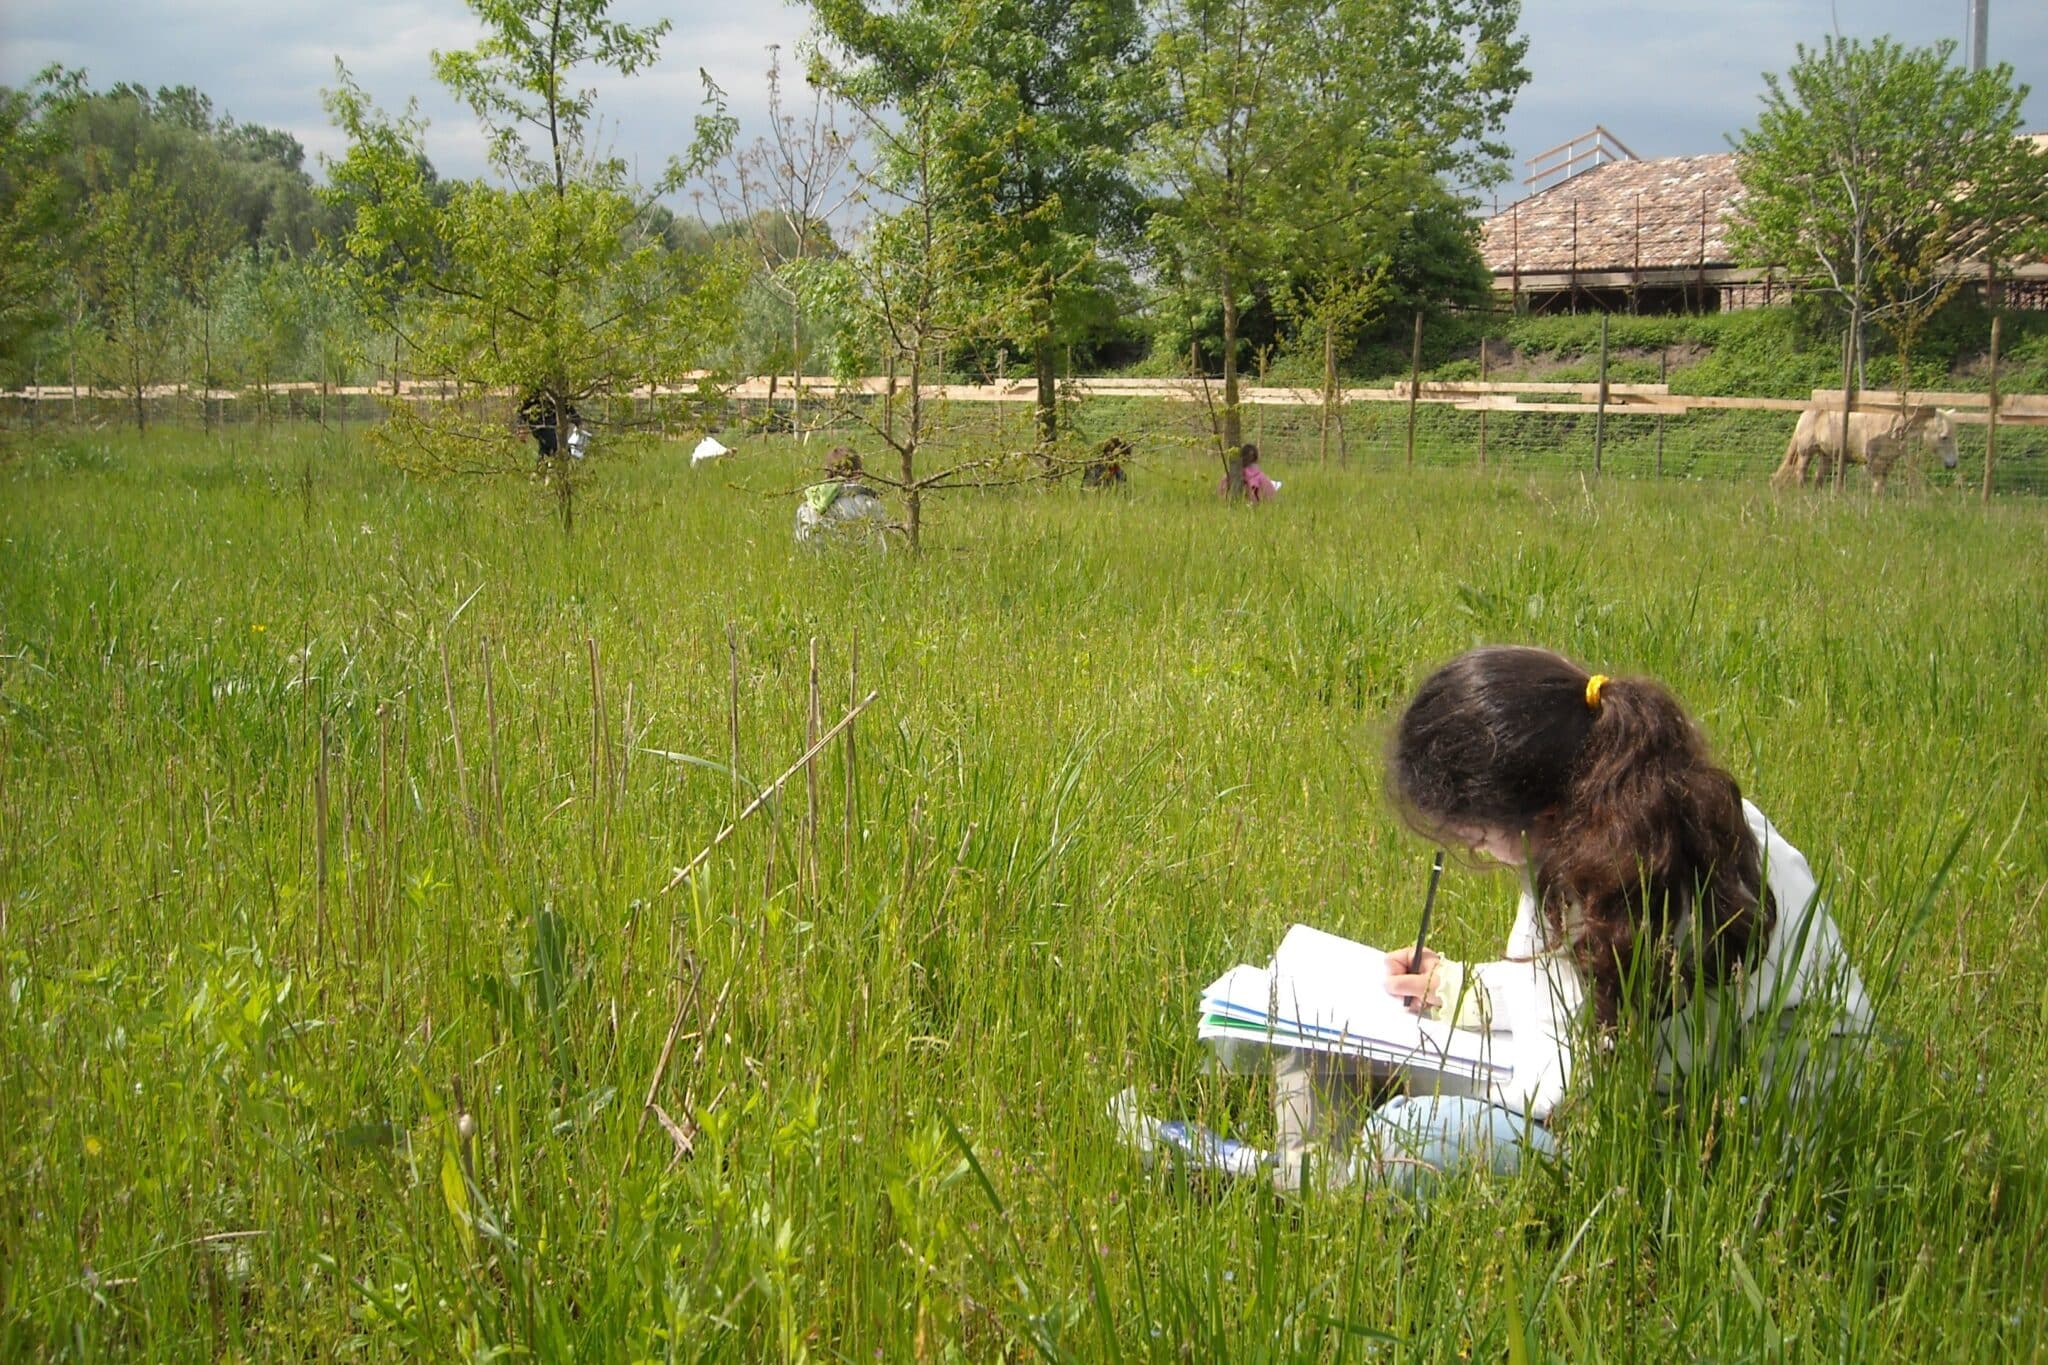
1198 924 1509 1087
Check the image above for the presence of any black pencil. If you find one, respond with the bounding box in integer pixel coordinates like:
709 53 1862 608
1410 850 1446 984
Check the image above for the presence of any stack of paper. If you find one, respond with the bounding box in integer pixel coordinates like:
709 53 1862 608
1198 925 1508 1087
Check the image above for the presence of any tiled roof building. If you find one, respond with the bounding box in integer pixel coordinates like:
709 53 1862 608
1480 129 2047 315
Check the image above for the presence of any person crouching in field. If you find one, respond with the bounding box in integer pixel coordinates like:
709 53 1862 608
518 390 580 462
1275 645 1873 1193
1083 436 1131 490
795 447 889 545
1219 443 1280 503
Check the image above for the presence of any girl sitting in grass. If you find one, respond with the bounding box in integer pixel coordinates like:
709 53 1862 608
1276 644 1875 1192
1125 645 1874 1192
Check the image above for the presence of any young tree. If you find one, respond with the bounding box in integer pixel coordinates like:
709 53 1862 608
324 0 740 530
82 158 190 432
1278 261 1387 462
696 49 856 438
811 15 1034 551
0 69 82 380
1731 36 2045 459
1140 0 1524 490
810 0 1148 447
180 187 242 430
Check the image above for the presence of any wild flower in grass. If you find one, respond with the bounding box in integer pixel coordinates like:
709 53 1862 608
251 623 266 634
83 1135 102 1157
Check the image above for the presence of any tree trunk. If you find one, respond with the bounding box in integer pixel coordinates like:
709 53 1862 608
791 311 803 440
884 353 897 445
1836 316 1857 492
1033 336 1056 448
1219 262 1245 496
202 312 215 434
904 347 922 553
1319 325 1336 464
1984 316 2001 503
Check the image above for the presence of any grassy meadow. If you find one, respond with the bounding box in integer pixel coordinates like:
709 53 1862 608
2 424 2045 1359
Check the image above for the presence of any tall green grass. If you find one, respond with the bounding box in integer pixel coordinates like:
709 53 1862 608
2 427 2043 1359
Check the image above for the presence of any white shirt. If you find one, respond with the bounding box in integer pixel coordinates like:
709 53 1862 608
1461 801 1872 1121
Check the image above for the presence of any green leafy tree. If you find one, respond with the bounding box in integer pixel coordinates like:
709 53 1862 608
1731 36 2046 453
82 158 191 431
324 0 740 530
181 190 243 429
812 11 1036 551
301 259 368 422
1140 0 1524 490
57 80 329 257
0 69 83 380
1278 261 1388 462
810 0 1148 447
221 249 304 422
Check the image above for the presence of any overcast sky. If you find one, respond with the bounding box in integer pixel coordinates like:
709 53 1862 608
4 0 2042 213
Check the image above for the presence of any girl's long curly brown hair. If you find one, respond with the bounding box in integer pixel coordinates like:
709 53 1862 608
1388 646 1774 1025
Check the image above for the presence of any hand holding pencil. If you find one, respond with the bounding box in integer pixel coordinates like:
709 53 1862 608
1384 946 1445 1014
1385 850 1447 1014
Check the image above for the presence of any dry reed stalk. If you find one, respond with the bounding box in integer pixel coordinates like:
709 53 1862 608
439 637 474 833
621 681 634 810
395 714 411 886
634 957 701 1146
844 628 858 884
375 703 389 956
588 637 610 865
482 637 503 838
806 637 821 898
314 716 329 957
726 623 740 821
660 689 882 896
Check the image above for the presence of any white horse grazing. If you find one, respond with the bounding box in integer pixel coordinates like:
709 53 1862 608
1772 406 1958 492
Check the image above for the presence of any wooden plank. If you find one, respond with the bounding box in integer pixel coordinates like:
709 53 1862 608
1671 395 1820 412
1396 380 1669 398
1803 392 2048 418
1947 409 2048 426
1452 400 1687 415
1804 388 2039 410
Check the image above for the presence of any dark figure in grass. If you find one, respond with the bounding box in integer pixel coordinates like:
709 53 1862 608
518 390 581 461
1082 436 1131 490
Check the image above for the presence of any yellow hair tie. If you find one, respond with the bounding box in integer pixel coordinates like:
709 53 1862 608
1585 674 1610 711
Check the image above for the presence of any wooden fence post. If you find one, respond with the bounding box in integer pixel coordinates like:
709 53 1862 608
1405 311 1422 469
1836 329 1854 492
1477 337 1489 468
1256 345 1269 453
1592 313 1608 475
1983 316 2001 504
1655 345 1668 477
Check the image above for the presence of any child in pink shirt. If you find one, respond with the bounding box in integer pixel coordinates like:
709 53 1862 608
1219 443 1282 502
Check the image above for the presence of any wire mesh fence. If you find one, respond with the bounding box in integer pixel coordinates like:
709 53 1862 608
8 380 2047 497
